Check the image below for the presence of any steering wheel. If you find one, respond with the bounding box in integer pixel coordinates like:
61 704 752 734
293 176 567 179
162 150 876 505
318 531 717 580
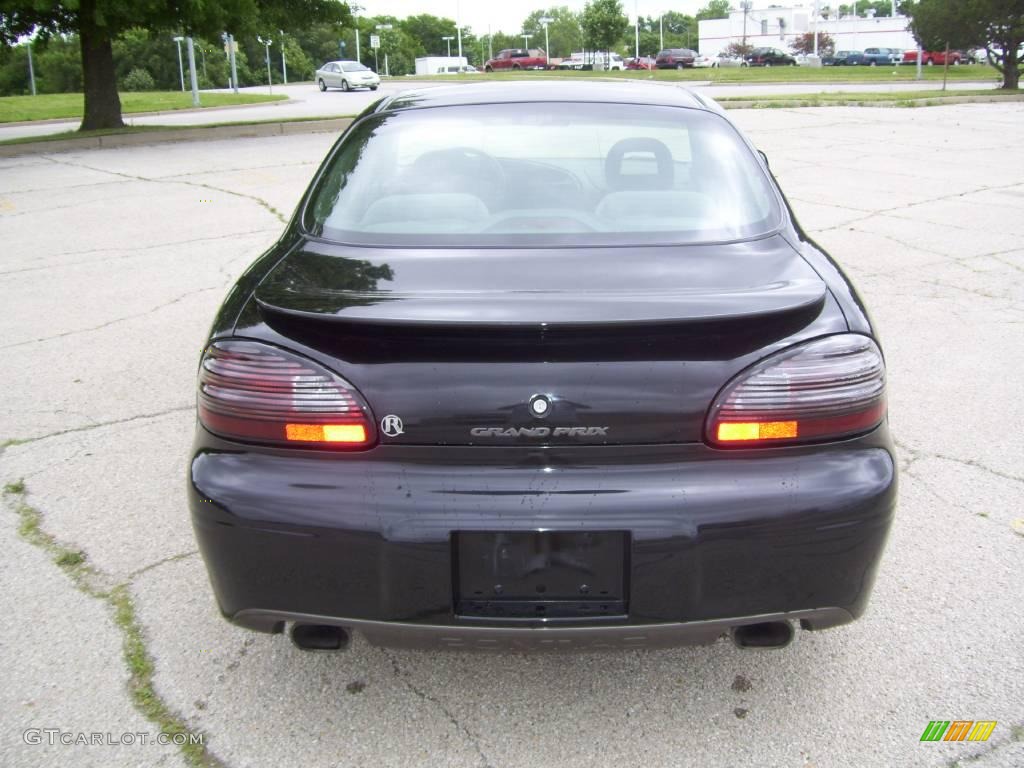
411 147 506 210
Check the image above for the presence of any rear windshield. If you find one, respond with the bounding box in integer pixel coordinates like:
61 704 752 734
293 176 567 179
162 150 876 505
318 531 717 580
304 102 781 247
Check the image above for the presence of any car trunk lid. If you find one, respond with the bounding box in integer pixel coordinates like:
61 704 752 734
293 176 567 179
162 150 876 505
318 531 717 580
251 236 841 445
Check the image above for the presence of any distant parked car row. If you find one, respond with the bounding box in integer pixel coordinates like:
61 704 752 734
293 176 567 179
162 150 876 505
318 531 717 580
824 48 980 66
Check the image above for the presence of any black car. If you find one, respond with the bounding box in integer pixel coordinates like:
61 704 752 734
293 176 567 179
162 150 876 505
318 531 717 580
655 48 697 68
190 82 896 653
744 47 797 66
823 50 864 66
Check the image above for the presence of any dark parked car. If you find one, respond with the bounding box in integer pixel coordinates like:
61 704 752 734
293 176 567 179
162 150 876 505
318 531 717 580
861 47 901 66
191 82 896 653
655 48 697 68
744 47 797 66
823 50 864 66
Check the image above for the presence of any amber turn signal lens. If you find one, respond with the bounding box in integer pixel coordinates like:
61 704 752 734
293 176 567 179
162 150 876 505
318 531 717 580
285 424 368 443
716 421 798 442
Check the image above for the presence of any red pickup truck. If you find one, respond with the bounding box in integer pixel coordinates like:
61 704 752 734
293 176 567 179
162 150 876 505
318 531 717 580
484 48 549 72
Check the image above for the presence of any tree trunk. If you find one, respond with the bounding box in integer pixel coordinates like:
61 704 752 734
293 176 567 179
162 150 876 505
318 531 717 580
78 0 124 131
1000 44 1020 90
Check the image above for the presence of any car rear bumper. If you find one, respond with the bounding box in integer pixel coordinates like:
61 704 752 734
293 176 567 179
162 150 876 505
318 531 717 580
190 427 896 647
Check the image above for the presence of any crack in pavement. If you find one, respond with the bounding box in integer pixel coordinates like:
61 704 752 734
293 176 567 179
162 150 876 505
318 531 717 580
4 404 194 448
380 647 493 768
43 155 288 225
894 439 1023 485
0 228 278 277
0 285 220 350
128 550 200 581
0 482 225 767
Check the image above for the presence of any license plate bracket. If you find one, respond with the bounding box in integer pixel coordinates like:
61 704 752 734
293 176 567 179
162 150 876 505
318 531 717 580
453 531 628 620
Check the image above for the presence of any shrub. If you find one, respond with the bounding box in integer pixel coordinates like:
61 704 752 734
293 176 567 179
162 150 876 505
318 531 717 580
122 67 155 92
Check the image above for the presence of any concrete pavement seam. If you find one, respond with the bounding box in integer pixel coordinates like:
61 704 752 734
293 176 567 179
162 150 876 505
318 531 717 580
380 646 494 768
1 480 227 767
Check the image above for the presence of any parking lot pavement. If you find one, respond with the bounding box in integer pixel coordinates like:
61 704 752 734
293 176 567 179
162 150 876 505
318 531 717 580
1 103 1022 768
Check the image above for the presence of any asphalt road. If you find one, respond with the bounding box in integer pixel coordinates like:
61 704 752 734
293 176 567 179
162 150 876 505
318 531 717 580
1 102 1023 768
0 76 1005 141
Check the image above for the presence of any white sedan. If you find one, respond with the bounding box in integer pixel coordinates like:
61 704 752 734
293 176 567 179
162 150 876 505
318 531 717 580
316 60 380 92
692 53 716 68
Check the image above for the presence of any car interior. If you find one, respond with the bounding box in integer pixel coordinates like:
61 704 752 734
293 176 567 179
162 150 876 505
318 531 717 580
314 106 775 242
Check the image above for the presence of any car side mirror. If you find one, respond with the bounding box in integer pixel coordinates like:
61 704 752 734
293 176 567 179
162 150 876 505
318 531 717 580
758 149 770 169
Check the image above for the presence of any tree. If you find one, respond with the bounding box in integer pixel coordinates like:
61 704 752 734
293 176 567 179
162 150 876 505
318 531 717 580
696 1 732 22
581 0 628 55
0 1 352 131
790 31 836 55
522 6 583 58
402 13 459 57
903 0 1023 89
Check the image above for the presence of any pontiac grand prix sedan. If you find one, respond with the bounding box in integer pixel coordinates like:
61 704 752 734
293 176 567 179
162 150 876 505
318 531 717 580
190 82 896 653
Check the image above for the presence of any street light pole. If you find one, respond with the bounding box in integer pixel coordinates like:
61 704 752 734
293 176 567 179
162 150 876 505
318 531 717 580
539 17 553 66
457 0 463 59
660 15 663 51
26 40 37 96
443 35 454 57
186 37 200 107
634 0 639 60
257 35 273 94
522 33 532 49
279 30 288 84
172 36 185 91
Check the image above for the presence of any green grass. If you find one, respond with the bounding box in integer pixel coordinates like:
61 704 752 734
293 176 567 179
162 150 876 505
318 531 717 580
717 88 1021 108
0 91 287 124
422 62 1000 85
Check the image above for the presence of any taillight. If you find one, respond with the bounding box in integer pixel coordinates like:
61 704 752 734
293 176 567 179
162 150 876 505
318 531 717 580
706 334 886 447
197 340 375 449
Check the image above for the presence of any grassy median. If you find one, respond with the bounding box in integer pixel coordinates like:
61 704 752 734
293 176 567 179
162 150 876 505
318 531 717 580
0 91 287 123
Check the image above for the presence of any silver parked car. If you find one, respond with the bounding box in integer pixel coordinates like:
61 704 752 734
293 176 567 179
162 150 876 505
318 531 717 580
316 60 380 92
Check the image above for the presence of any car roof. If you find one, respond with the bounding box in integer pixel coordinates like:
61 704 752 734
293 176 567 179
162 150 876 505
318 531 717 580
327 60 362 66
376 81 710 114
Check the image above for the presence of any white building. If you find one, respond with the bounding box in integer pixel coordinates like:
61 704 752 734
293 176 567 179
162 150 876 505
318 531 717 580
698 4 916 57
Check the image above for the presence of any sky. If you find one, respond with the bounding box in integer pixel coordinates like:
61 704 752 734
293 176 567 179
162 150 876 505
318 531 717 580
356 0 711 36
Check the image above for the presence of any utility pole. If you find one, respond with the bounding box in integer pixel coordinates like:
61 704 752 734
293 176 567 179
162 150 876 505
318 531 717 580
659 15 664 51
186 37 200 107
26 41 37 96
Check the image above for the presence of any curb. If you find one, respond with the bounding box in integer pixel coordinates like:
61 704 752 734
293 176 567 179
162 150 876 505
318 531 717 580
0 97 296 129
0 117 354 158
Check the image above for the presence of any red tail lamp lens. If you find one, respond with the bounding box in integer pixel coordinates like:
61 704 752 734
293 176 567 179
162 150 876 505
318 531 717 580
707 334 886 447
198 340 374 448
